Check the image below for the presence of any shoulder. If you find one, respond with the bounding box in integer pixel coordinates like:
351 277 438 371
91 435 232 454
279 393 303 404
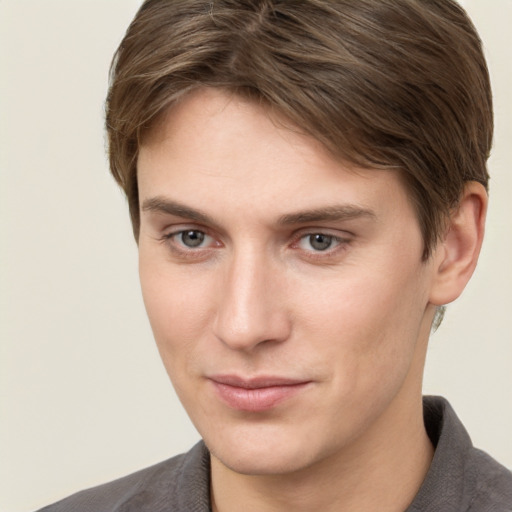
467 447 512 512
409 397 512 512
35 441 211 512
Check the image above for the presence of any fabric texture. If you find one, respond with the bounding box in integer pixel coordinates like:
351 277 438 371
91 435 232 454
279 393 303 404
37 396 512 512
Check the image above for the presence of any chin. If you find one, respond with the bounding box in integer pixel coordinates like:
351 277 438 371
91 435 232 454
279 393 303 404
211 444 315 476
203 422 326 476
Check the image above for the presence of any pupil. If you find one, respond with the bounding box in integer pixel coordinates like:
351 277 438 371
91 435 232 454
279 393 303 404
182 230 204 247
310 234 332 251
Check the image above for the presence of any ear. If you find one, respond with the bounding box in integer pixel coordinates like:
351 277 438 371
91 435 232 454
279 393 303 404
429 181 488 306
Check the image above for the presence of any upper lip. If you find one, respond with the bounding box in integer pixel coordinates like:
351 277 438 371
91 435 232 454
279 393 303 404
208 375 310 389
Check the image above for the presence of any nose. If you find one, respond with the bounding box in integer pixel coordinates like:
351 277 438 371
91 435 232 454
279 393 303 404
212 249 291 352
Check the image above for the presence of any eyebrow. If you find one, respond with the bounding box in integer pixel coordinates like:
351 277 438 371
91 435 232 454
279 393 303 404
277 205 376 225
142 197 215 225
141 196 376 226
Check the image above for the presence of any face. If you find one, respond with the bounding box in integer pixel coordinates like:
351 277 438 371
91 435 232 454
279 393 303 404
137 88 437 476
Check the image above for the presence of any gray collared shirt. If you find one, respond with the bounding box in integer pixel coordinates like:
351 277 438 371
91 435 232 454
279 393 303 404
37 396 512 511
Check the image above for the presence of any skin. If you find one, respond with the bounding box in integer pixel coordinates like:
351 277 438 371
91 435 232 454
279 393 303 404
137 88 487 512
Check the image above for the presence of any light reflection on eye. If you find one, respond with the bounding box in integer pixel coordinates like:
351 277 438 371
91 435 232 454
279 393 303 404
298 234 342 252
163 229 347 256
173 230 212 248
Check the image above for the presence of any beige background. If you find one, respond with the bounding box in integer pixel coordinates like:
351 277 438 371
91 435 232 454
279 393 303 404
1 1 511 511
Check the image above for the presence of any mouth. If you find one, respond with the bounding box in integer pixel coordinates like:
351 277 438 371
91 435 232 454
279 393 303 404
208 375 312 412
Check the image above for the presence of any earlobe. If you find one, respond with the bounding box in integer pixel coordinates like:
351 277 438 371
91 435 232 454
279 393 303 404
429 181 488 306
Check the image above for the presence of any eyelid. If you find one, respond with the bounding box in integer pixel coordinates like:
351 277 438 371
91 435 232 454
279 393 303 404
160 224 222 254
161 222 212 238
291 227 352 243
157 224 352 261
169 229 213 248
290 228 352 258
297 234 342 251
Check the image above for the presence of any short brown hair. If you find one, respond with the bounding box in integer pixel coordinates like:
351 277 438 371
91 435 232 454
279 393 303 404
106 0 492 259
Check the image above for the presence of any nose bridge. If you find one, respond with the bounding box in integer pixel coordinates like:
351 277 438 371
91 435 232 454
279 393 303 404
213 243 289 351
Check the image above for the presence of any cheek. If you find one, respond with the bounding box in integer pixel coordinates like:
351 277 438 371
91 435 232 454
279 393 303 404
295 258 430 388
138 251 214 374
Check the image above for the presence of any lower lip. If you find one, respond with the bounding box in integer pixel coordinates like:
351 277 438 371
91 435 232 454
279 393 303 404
211 381 310 412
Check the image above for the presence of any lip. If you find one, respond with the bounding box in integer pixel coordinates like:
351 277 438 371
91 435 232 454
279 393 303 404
208 375 311 412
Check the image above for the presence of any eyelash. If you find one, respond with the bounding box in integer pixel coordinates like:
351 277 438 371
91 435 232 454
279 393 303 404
160 229 219 260
160 228 351 260
292 233 349 258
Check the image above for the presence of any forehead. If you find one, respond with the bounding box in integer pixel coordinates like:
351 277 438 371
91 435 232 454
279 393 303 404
137 88 413 226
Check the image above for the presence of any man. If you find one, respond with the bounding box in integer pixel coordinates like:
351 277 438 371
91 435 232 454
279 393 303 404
40 0 512 510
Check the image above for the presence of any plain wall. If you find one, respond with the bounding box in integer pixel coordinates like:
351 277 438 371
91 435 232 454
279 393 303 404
1 1 510 511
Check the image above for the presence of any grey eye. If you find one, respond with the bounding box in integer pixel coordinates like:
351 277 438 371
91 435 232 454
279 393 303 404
180 230 205 247
308 234 333 251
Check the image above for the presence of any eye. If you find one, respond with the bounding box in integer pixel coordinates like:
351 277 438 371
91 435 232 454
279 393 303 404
165 229 214 249
297 233 343 252
179 230 207 248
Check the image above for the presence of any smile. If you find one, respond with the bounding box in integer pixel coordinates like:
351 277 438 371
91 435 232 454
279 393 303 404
208 375 311 412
